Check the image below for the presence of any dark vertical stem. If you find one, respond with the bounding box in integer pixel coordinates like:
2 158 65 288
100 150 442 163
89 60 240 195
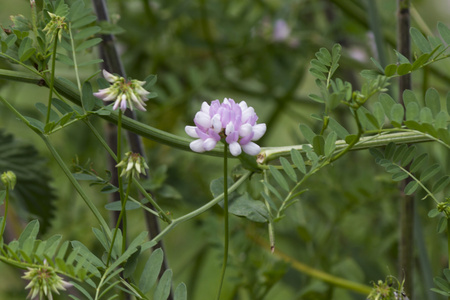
91 0 173 298
397 0 414 299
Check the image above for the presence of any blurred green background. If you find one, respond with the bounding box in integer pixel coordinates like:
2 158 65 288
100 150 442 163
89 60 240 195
0 0 450 299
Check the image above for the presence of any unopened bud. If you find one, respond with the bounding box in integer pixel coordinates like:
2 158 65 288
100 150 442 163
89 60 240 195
116 152 149 178
1 171 16 190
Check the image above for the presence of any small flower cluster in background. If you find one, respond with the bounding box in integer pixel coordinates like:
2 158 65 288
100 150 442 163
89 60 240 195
116 151 149 178
94 70 150 112
185 98 266 156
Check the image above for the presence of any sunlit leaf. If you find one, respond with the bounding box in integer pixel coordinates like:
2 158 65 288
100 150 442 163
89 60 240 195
139 248 164 293
425 88 441 116
410 27 432 53
390 104 404 127
404 181 419 195
174 283 187 300
438 22 450 44
291 149 306 174
280 157 297 182
312 135 325 156
299 124 316 144
269 166 289 192
154 269 173 300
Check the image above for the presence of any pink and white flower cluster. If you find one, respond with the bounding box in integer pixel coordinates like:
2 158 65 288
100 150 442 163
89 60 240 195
94 70 150 112
185 98 266 156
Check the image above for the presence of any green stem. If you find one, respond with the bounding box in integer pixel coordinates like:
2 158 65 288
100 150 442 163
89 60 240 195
330 108 362 162
0 69 441 158
259 130 433 164
150 171 251 245
84 120 118 161
263 171 275 252
134 180 172 223
68 23 83 106
217 144 229 300
106 175 133 266
0 96 111 238
45 29 60 125
0 187 9 237
42 135 111 238
116 110 127 253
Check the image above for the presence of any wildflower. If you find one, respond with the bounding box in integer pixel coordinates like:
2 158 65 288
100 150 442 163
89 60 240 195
22 261 70 300
1 170 16 190
42 12 67 41
272 19 290 42
116 152 149 178
185 98 266 156
93 70 150 112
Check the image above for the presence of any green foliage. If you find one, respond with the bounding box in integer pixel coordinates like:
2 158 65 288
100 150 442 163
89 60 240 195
0 131 56 233
371 143 449 198
431 269 450 296
0 220 94 281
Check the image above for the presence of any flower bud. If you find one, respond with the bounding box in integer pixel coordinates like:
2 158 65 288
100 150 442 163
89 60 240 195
22 261 70 300
116 152 149 178
1 171 16 190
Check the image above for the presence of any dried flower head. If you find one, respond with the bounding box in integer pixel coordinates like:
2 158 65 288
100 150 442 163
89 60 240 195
185 98 266 156
94 70 150 112
22 261 70 300
116 152 149 178
43 12 67 41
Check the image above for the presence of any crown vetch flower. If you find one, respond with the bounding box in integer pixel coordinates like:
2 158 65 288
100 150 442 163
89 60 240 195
93 70 150 112
116 152 149 178
185 98 266 156
22 261 70 300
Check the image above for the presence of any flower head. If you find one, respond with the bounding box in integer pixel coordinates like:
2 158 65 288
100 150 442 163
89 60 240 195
1 170 16 190
116 152 149 178
94 70 150 112
22 261 70 300
42 12 67 41
185 98 266 156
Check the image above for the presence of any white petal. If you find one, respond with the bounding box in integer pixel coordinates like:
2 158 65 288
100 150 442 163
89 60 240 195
201 101 210 113
113 99 120 110
103 91 118 101
211 114 222 133
229 142 242 156
225 122 234 135
185 126 199 138
238 101 248 111
195 111 211 128
238 123 252 137
190 139 205 152
203 138 217 151
103 69 118 83
223 98 230 105
242 107 255 123
251 123 266 141
242 142 261 155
